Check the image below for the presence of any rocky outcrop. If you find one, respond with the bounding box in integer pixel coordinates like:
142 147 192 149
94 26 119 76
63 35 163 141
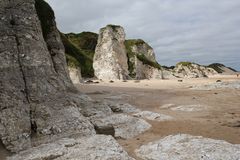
208 63 237 75
93 25 129 80
133 111 174 121
160 62 219 79
68 67 82 84
135 134 240 160
62 32 98 78
8 135 135 160
172 62 217 78
125 39 162 79
92 114 151 139
0 0 95 152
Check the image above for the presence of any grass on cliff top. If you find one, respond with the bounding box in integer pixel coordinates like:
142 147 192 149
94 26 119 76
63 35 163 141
65 32 98 53
176 61 194 67
106 24 121 31
35 0 54 39
137 54 162 70
125 39 161 77
61 33 94 77
208 63 225 73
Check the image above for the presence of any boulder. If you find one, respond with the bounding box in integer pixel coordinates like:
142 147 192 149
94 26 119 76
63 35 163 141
8 135 135 160
68 67 82 84
133 111 174 121
135 134 240 160
92 114 151 139
93 25 129 80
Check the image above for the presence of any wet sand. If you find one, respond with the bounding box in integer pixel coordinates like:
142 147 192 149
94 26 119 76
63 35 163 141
79 76 240 159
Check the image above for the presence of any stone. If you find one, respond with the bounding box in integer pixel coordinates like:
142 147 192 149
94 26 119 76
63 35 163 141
135 134 240 160
93 25 129 80
173 63 218 78
125 39 162 79
159 104 175 109
107 102 141 113
68 67 82 84
133 111 174 121
92 114 151 139
170 104 208 112
0 0 95 152
8 135 135 160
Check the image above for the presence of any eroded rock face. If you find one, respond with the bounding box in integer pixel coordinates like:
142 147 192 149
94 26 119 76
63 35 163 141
8 135 135 160
174 63 217 78
125 39 162 79
68 67 82 84
0 0 94 152
92 114 151 139
135 134 240 160
93 25 129 80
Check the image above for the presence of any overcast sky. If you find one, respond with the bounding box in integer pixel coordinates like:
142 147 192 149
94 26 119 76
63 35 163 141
47 0 240 70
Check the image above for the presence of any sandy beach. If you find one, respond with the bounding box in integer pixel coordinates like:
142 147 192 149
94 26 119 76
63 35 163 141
78 75 240 159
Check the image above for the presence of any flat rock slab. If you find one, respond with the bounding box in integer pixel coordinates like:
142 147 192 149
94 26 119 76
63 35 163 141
170 105 208 112
108 102 141 113
135 134 240 160
8 135 134 160
159 104 175 109
133 111 174 121
92 114 151 139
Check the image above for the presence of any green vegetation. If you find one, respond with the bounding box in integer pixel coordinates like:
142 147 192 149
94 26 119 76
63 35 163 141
162 66 175 70
208 63 237 73
125 40 138 77
208 63 224 73
125 39 161 77
65 32 98 53
107 24 121 32
137 54 161 70
61 33 94 77
35 0 55 39
176 61 193 67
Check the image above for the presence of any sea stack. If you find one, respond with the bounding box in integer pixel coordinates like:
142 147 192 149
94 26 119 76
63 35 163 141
93 25 129 80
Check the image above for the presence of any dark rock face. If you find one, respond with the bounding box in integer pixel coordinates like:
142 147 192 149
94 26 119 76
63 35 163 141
0 0 94 152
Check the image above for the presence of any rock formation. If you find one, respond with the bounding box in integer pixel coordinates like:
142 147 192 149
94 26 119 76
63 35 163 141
161 62 218 79
173 62 217 78
62 32 98 78
208 63 237 75
68 67 82 84
8 135 134 160
0 0 95 152
125 39 162 79
135 134 240 160
93 25 129 80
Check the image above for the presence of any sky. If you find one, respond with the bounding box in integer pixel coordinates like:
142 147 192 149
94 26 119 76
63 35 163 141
47 0 240 70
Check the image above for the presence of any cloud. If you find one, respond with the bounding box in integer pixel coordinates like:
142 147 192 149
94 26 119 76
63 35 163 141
46 0 240 70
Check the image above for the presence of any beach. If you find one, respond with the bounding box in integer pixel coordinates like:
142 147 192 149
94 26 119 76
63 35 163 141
78 75 240 159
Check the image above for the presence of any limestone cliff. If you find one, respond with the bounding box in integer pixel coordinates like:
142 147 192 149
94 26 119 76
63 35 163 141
0 0 94 152
173 62 218 78
93 25 129 80
208 63 237 75
62 32 98 78
125 39 162 79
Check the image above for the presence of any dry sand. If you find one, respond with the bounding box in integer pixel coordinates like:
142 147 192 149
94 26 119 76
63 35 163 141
79 75 240 159
1 75 239 159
